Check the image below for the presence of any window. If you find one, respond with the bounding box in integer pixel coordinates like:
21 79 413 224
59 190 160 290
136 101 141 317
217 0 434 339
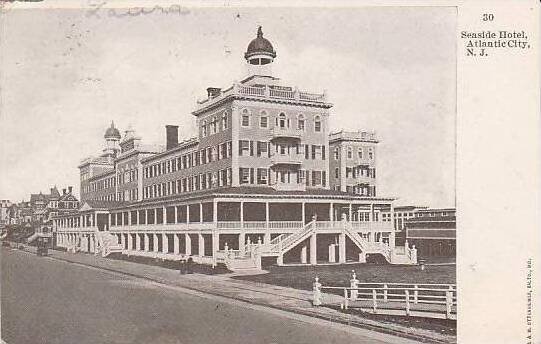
334 148 339 160
202 120 207 137
358 148 363 159
239 140 250 156
257 168 268 184
312 170 322 186
368 148 374 159
314 115 321 132
257 141 268 157
335 167 339 178
278 113 287 128
222 111 228 130
260 111 268 128
241 109 250 127
347 148 353 159
212 117 217 134
239 168 250 184
297 114 305 130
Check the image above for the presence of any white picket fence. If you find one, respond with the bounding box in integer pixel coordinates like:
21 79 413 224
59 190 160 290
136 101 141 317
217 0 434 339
312 275 456 320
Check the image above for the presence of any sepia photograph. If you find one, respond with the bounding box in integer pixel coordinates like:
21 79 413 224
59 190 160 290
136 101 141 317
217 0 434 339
0 1 537 344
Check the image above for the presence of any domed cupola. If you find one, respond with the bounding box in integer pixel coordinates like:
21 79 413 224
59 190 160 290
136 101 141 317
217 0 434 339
103 121 121 158
244 26 276 77
104 121 121 140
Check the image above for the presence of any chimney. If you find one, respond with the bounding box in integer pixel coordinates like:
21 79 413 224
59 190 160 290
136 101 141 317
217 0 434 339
68 186 73 194
166 125 179 150
207 87 221 98
62 188 66 195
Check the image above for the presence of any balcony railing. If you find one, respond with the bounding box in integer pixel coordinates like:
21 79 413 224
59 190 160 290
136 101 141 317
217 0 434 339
271 127 303 139
195 84 328 112
270 153 303 165
270 182 306 192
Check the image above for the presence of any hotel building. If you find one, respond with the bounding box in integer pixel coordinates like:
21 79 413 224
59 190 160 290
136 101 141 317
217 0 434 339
54 27 417 270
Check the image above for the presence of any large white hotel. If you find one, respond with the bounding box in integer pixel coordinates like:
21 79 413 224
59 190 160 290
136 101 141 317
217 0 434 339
54 27 417 270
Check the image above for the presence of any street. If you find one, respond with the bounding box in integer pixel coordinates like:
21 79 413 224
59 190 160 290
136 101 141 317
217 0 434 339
1 248 414 344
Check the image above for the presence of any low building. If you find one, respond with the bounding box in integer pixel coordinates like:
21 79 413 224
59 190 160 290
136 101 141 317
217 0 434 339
0 200 12 226
405 208 456 258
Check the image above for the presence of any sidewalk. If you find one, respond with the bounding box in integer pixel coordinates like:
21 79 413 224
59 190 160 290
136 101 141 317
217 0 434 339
21 246 455 344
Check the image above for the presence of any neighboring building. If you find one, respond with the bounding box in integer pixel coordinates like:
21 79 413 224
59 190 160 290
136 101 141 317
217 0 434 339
382 205 428 246
0 200 12 226
329 130 378 196
79 123 163 203
54 27 417 269
405 208 456 258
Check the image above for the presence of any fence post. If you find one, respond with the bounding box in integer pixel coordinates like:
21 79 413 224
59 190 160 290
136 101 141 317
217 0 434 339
383 284 388 302
414 284 419 304
446 286 453 319
350 270 359 301
312 276 322 307
405 289 411 316
343 288 349 310
372 289 377 313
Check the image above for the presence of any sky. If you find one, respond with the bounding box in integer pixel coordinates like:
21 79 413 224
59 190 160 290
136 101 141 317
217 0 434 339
0 5 456 207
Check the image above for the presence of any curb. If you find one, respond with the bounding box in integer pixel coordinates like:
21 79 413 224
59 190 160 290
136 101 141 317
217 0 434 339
43 251 454 344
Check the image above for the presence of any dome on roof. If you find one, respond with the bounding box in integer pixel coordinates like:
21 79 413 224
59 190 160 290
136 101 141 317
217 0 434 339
104 121 121 140
245 26 276 59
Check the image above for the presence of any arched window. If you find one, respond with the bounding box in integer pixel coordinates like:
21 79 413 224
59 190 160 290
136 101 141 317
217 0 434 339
358 148 363 159
222 111 228 130
314 115 321 132
279 113 287 128
260 110 268 128
368 148 374 159
212 116 217 134
347 147 353 159
202 120 207 137
241 109 250 127
297 114 305 130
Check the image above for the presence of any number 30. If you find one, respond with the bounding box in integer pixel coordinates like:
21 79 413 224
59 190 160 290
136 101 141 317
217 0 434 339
482 13 494 21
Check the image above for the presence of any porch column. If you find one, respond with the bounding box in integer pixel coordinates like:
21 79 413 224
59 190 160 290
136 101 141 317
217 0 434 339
328 243 336 263
145 209 148 225
185 234 192 255
162 233 169 253
163 206 166 225
120 232 125 248
300 245 307 264
186 204 190 223
239 232 246 256
174 234 180 254
198 234 205 256
154 208 157 225
310 233 317 265
301 202 306 223
127 233 133 251
174 206 178 224
329 203 334 222
144 234 150 251
348 204 352 221
153 233 159 252
135 234 141 250
199 203 203 223
338 233 346 263
212 201 218 266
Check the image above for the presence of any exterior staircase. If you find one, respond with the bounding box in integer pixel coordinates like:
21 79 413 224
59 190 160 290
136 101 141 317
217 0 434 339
217 219 416 271
95 231 124 257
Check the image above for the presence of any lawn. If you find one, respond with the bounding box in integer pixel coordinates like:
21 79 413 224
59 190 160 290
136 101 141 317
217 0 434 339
234 263 456 291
